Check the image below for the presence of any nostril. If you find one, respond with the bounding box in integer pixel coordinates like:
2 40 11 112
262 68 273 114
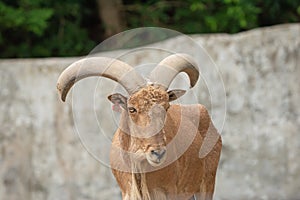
159 149 166 159
151 150 158 156
150 149 166 159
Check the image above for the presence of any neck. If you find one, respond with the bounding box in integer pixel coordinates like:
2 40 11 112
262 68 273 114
130 162 151 200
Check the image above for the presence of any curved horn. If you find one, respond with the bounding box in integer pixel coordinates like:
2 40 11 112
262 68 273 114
149 53 199 89
57 57 146 102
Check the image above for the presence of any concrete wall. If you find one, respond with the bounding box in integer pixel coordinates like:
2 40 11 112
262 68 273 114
0 24 299 200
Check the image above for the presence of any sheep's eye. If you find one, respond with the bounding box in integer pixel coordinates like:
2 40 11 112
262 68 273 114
128 107 137 113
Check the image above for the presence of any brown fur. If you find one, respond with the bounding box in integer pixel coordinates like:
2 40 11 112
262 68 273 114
129 85 169 111
110 93 222 200
57 55 220 199
127 85 169 127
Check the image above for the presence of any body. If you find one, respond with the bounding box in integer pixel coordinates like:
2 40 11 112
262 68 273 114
56 53 222 200
111 104 222 200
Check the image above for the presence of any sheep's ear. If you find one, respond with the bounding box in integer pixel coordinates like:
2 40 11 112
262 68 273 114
108 93 127 110
167 89 186 102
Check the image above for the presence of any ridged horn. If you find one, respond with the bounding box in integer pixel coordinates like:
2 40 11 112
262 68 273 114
149 53 199 89
57 57 146 102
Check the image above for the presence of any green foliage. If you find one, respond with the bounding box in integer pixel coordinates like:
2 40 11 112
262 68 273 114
256 0 300 26
124 0 299 34
0 1 53 35
0 0 96 58
0 0 299 58
123 0 262 33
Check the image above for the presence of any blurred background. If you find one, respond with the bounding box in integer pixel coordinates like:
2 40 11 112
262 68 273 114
0 1 300 200
0 0 300 58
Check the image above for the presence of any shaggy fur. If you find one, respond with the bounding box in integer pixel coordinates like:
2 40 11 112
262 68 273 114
129 85 169 111
57 55 222 200
110 86 222 200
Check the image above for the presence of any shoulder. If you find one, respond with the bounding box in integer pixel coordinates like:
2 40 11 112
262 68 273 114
168 104 211 131
168 104 210 119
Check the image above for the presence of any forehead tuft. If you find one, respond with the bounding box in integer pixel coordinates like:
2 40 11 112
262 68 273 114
129 85 168 109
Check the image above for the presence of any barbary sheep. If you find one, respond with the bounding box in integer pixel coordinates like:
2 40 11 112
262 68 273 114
57 54 222 200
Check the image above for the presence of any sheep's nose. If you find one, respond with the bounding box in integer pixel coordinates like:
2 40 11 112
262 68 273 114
151 149 166 160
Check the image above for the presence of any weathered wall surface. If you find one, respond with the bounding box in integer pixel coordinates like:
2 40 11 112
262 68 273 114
0 24 299 200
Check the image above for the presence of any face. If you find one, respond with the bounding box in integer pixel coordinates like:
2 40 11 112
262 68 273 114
109 85 185 167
